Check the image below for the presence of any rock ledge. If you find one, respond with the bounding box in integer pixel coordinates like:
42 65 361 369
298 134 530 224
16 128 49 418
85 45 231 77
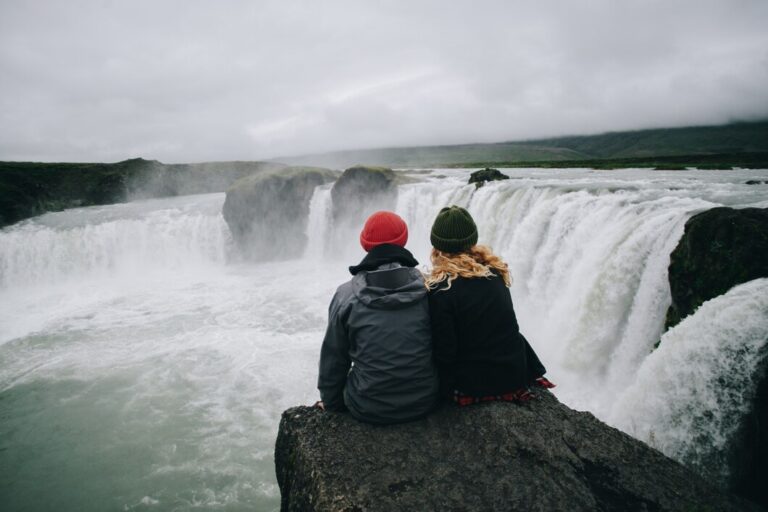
275 391 757 511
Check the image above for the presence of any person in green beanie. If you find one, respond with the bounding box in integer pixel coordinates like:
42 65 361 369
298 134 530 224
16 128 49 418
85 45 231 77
425 205 554 406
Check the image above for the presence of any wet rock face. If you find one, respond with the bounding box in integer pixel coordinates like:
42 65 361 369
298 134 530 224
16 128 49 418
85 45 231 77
728 355 768 509
222 166 336 260
665 207 768 329
330 166 398 223
664 206 768 508
468 167 510 188
275 391 757 512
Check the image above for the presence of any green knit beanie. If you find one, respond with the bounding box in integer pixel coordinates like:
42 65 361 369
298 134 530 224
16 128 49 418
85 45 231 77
430 206 478 253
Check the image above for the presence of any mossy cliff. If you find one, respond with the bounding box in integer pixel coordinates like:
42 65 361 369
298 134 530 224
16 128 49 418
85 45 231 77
0 159 148 227
275 391 758 512
665 207 768 330
664 206 768 508
222 166 336 260
330 165 400 222
0 158 283 228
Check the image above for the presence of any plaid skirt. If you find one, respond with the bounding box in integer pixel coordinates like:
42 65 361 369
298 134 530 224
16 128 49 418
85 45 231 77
451 377 556 407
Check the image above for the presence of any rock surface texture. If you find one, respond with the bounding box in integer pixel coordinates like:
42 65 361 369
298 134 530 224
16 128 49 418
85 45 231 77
222 166 336 260
665 207 768 329
468 167 510 188
662 206 768 509
275 391 759 511
330 165 398 223
0 158 283 228
730 354 768 509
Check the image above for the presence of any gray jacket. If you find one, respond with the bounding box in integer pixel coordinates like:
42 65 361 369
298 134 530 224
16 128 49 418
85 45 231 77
318 260 439 424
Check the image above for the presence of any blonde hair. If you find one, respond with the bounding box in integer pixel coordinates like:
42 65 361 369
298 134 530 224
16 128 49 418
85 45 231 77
425 245 511 290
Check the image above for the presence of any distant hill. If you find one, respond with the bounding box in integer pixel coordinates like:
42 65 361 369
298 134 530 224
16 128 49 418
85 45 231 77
277 121 768 168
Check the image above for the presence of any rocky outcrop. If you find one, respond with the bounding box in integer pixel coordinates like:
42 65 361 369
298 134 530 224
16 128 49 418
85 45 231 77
468 167 510 188
330 165 398 222
275 391 758 512
0 159 147 228
665 207 768 329
222 166 336 260
0 158 284 228
664 207 768 508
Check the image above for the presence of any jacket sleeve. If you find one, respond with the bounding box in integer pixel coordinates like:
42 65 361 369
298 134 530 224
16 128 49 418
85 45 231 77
428 289 459 396
317 291 351 411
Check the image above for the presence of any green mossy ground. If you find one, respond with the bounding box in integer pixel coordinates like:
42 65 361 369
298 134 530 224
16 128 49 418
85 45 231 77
0 160 144 227
0 159 283 228
447 152 768 170
278 121 768 169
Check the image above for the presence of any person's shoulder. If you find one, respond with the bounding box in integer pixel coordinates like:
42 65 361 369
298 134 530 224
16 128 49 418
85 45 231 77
427 278 448 293
332 279 355 302
427 278 462 299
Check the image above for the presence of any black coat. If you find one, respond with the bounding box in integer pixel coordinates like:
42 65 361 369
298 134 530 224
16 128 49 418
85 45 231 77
428 272 546 397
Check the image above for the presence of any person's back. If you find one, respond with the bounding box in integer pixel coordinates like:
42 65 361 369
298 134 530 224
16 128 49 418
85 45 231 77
428 270 537 395
425 205 552 403
317 212 439 424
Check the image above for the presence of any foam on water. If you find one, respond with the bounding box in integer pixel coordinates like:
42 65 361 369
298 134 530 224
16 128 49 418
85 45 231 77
609 278 768 484
1 167 767 510
0 194 229 289
0 258 348 511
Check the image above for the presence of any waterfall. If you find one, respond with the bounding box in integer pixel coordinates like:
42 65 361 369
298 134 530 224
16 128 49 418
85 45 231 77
304 176 724 414
303 184 333 259
2 168 765 510
0 194 230 289
609 278 768 484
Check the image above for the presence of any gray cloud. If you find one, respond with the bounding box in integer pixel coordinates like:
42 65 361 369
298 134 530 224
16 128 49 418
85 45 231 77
1 0 767 162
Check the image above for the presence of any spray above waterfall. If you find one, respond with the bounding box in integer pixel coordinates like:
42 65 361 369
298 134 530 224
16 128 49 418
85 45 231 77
610 278 768 485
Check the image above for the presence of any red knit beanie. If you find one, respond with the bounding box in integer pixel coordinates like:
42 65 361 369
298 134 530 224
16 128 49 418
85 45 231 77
359 211 408 252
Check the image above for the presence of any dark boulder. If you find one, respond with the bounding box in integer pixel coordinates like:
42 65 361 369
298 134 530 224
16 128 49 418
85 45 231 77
468 167 510 188
330 165 398 223
665 207 768 329
222 166 336 260
275 391 758 512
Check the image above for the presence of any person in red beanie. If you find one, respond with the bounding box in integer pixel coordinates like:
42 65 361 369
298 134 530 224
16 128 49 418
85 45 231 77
317 211 439 424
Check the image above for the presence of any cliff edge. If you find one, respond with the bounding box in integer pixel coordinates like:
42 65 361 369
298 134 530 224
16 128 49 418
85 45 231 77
275 390 759 511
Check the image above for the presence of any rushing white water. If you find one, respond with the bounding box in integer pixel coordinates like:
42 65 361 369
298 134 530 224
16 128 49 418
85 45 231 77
0 167 766 511
303 184 333 259
610 278 768 484
0 194 229 290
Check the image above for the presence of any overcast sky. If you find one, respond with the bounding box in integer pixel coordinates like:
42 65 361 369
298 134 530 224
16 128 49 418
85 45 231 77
1 0 767 163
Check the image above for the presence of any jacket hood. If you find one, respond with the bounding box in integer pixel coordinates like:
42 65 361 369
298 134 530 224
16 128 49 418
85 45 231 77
348 244 419 275
351 264 427 309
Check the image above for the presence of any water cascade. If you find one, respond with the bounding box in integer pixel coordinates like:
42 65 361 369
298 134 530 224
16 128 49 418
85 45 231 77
1 168 766 511
610 278 768 484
